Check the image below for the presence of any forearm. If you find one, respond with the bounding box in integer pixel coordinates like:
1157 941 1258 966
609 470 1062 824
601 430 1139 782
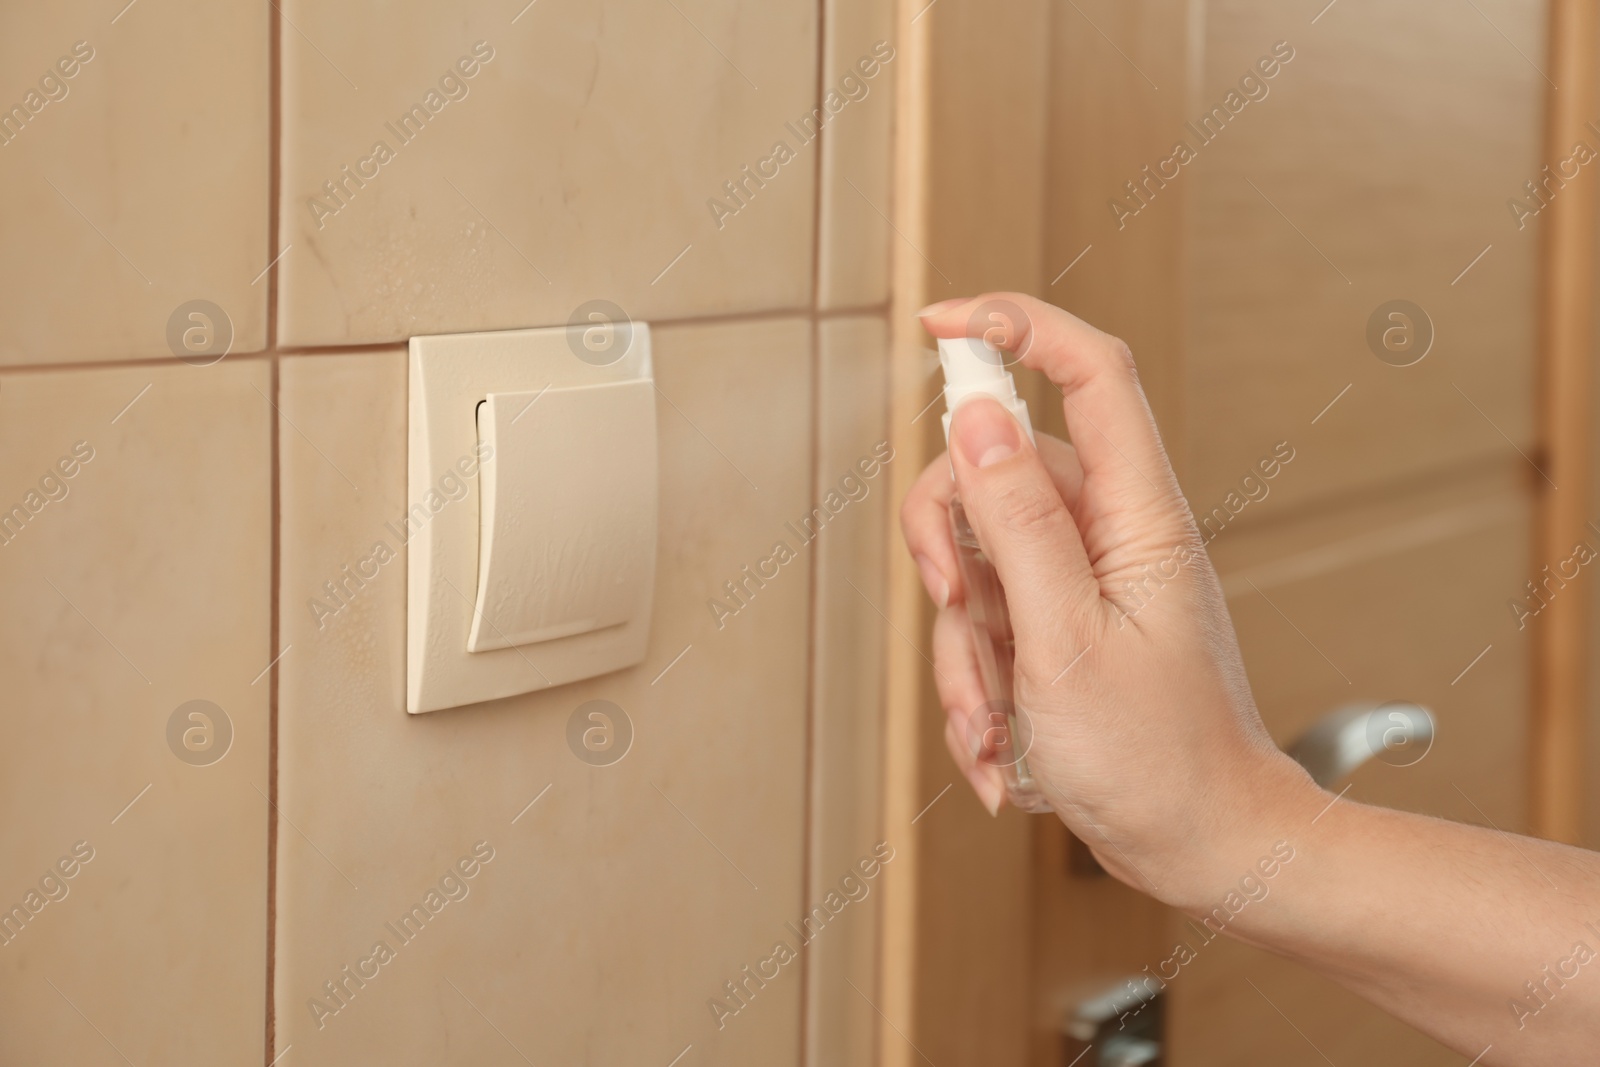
1213 769 1600 1063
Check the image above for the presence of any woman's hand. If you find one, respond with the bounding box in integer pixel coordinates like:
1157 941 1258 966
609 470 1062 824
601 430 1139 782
904 294 1600 1062
901 292 1320 911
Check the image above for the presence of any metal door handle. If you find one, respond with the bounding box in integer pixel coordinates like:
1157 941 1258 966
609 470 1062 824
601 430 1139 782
1101 1036 1161 1066
1285 702 1435 787
1063 977 1165 1065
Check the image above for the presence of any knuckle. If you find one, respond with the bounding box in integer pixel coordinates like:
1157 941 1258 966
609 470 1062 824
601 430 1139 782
989 481 1062 534
898 491 930 541
897 494 917 536
900 459 952 540
1103 335 1137 375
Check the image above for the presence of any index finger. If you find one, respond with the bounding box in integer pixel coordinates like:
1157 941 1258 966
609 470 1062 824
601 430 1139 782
900 451 965 606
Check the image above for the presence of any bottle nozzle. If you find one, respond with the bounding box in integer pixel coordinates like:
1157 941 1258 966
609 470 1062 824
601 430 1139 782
937 336 1035 446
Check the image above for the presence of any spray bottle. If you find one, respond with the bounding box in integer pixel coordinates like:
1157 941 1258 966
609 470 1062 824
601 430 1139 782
938 336 1053 814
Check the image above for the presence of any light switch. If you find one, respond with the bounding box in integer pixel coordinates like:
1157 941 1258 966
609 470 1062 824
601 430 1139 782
407 323 657 714
469 381 656 652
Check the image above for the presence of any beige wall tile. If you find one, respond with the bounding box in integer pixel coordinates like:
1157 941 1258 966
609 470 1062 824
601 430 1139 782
0 2 269 365
276 317 815 1063
1183 0 1541 521
0 361 271 1062
806 315 891 1065
817 0 896 310
277 1 818 346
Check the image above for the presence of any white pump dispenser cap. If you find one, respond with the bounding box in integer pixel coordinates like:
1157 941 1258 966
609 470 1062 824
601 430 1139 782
937 336 1035 447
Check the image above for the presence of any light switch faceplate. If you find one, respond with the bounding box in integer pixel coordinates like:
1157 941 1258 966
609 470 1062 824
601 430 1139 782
407 324 657 714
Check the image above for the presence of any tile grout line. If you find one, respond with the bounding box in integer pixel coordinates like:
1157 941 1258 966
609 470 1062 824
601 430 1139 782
796 2 831 1059
803 25 828 1067
808 0 830 314
263 0 283 1060
869 320 892 1067
264 358 282 1065
0 305 897 379
797 307 822 1067
868 6 905 1059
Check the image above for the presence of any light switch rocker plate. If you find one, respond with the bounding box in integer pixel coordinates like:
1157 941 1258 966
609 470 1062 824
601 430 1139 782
407 323 657 713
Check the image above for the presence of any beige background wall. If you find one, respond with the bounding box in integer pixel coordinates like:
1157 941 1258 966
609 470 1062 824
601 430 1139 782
0 1 895 1063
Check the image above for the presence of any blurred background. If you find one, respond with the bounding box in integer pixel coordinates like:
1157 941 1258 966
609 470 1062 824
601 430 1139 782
0 0 1593 1064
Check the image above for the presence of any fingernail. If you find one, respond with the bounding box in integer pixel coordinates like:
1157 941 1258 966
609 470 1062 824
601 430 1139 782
977 775 1003 817
914 554 949 608
916 297 966 318
952 397 1022 468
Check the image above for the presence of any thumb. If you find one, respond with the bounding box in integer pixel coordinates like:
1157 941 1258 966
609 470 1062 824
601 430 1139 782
949 397 1100 646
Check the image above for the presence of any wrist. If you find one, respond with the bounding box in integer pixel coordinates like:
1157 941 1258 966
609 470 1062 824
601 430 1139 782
1169 748 1327 919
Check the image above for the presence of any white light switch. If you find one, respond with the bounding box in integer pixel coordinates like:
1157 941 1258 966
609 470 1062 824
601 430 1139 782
407 323 657 714
469 381 656 652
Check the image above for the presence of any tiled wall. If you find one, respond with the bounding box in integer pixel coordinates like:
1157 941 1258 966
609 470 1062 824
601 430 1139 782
0 1 896 1063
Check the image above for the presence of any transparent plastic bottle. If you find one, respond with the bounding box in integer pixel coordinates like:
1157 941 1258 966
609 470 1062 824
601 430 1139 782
938 336 1052 814
950 496 1052 812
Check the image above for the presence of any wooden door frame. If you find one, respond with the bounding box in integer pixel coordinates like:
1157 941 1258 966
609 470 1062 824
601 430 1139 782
1530 0 1598 846
880 0 1053 1064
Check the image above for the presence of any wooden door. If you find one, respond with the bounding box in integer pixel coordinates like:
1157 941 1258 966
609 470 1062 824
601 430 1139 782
884 0 1594 1064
